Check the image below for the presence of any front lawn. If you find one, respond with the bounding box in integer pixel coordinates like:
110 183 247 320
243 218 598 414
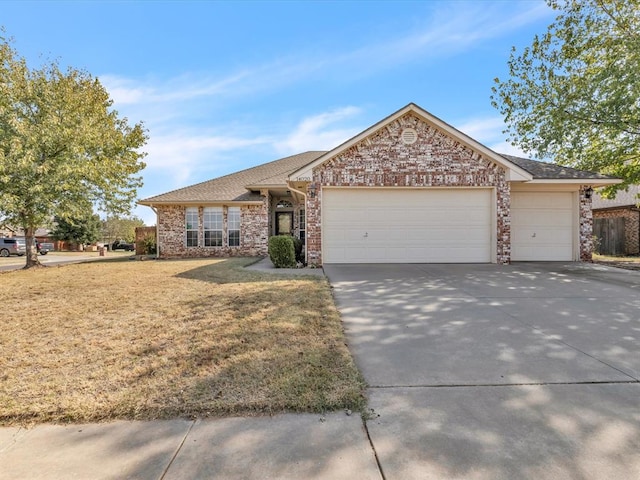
0 258 366 425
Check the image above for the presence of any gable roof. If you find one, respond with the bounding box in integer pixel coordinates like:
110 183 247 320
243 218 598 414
502 155 618 182
140 104 622 206
289 103 534 183
139 151 325 205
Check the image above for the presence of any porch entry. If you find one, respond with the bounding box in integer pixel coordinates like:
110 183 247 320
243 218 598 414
275 211 293 236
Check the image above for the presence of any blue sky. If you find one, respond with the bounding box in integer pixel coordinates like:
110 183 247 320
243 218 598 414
3 0 554 225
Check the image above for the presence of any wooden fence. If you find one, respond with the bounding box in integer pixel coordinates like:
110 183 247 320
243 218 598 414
593 217 625 255
135 226 157 255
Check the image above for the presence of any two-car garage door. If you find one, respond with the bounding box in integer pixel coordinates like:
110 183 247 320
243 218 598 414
321 188 577 263
322 188 492 263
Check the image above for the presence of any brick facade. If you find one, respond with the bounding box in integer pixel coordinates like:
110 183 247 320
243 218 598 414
146 106 605 265
579 187 594 261
305 113 512 265
593 207 640 255
156 200 268 259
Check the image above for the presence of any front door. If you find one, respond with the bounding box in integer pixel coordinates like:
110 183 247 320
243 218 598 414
275 212 293 236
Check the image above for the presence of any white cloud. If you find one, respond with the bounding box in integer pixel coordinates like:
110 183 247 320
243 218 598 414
274 106 363 155
142 131 273 186
456 117 507 143
100 75 153 105
454 115 531 158
99 3 553 110
488 140 531 158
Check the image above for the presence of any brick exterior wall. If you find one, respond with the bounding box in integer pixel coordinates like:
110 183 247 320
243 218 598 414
579 187 594 261
156 200 268 259
305 112 511 265
593 207 640 255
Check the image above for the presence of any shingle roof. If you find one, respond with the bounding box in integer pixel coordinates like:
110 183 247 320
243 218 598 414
592 184 640 209
140 151 616 205
501 154 615 180
139 151 326 204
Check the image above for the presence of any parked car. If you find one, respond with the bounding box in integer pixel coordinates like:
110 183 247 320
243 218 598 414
36 242 54 255
0 237 26 257
111 240 136 251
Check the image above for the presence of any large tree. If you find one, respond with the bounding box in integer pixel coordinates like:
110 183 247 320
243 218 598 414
102 215 145 244
491 0 640 193
50 213 102 248
0 33 147 268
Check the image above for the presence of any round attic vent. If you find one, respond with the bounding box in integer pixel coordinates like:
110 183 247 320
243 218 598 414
401 128 418 145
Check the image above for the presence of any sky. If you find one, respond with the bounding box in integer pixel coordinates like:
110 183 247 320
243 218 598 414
2 0 555 225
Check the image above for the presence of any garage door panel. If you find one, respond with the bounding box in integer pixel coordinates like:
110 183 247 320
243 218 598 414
323 188 492 263
511 192 575 261
512 210 572 227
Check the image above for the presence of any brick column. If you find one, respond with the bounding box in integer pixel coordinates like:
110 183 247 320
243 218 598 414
579 186 593 262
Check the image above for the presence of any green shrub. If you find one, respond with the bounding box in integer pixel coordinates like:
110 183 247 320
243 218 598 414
292 237 304 264
140 234 157 255
268 235 296 268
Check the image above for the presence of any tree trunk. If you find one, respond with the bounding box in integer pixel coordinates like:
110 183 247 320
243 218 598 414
24 226 42 269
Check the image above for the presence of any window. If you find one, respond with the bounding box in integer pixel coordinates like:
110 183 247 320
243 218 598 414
203 207 223 247
228 207 240 247
185 208 198 247
299 208 305 244
276 199 293 208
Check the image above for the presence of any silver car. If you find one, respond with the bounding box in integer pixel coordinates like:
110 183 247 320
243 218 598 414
0 237 26 257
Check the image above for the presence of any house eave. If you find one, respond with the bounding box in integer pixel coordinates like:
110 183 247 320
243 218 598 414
244 183 288 190
138 200 264 207
592 204 640 212
523 178 622 186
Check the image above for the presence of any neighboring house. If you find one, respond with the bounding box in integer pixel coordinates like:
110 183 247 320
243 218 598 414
139 103 619 264
592 185 640 255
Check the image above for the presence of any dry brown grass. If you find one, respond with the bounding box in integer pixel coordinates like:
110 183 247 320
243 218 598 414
0 257 366 425
593 254 640 271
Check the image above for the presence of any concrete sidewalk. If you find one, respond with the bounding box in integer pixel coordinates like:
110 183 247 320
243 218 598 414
1 413 381 480
245 257 325 276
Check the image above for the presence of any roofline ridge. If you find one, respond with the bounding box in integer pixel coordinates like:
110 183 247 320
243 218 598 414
141 150 328 202
248 151 327 186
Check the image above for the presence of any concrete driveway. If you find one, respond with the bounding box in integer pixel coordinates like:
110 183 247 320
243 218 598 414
324 263 640 479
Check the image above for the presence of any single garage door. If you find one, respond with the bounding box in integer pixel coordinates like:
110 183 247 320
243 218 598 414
322 188 492 263
511 191 575 261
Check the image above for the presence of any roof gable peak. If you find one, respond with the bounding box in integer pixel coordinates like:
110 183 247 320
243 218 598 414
289 103 532 182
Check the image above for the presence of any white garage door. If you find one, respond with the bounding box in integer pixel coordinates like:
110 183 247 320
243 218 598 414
322 188 492 263
511 191 575 261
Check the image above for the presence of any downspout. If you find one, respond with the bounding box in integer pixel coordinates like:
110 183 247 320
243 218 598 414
150 205 159 258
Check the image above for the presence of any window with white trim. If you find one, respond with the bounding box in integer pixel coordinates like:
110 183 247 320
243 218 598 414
203 207 223 247
299 208 305 244
185 207 199 247
228 207 240 247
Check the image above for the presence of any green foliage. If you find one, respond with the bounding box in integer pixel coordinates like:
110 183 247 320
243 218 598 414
140 234 157 255
268 235 296 268
50 213 102 245
292 236 304 263
102 216 145 243
0 32 148 267
491 0 640 193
